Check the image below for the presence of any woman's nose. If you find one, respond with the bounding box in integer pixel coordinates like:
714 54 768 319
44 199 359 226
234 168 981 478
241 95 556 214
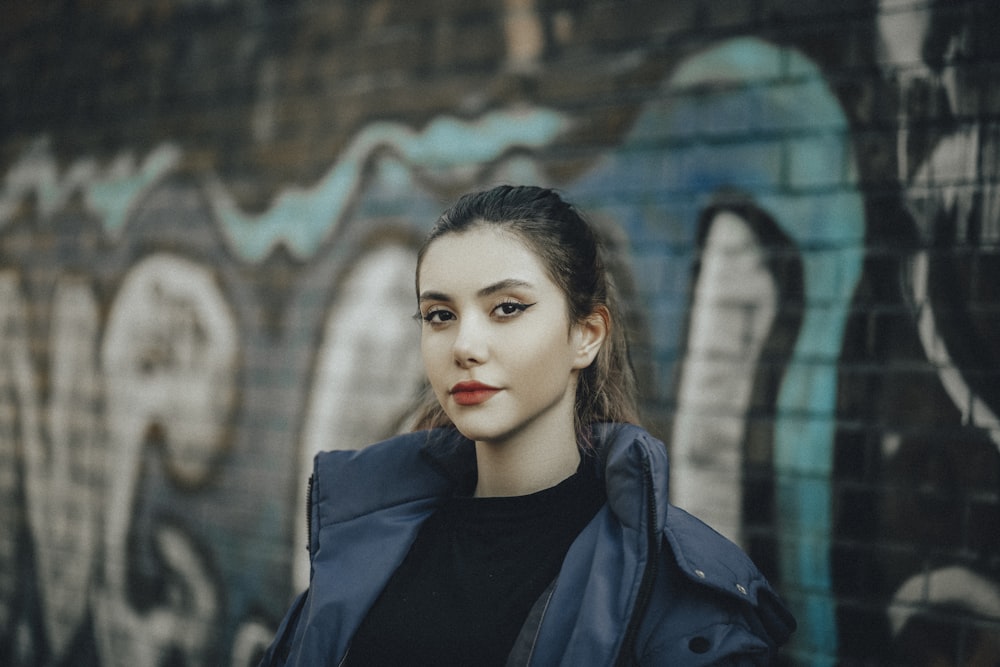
452 317 488 367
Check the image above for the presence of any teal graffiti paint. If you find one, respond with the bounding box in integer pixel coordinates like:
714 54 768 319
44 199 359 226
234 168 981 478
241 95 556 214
0 138 180 233
208 109 570 262
88 146 184 235
2 111 568 264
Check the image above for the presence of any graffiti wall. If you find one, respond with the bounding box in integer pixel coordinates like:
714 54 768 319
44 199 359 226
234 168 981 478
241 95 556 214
1 1 998 665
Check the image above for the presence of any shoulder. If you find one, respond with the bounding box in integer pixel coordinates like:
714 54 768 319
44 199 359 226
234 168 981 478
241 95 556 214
590 424 795 660
637 505 796 663
313 431 425 493
310 429 462 524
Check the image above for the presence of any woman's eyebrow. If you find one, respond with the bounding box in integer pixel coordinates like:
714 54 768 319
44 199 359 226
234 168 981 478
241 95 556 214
477 278 534 297
418 290 450 303
419 279 534 303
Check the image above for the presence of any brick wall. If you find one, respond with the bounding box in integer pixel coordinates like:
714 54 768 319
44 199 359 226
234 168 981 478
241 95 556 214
1 1 998 665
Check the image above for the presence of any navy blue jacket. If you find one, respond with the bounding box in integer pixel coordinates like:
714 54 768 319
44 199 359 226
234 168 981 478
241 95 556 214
261 424 795 666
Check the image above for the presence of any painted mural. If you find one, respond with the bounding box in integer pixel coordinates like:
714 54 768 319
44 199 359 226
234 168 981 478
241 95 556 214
1 1 998 665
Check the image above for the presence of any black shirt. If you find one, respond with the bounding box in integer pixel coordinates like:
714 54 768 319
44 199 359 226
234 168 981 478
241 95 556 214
344 456 606 666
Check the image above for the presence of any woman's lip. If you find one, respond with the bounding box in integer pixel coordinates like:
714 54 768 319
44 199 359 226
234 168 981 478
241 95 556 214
450 381 501 406
451 381 499 393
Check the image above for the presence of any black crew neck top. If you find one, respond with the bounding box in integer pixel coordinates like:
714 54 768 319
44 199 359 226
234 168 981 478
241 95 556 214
343 455 606 667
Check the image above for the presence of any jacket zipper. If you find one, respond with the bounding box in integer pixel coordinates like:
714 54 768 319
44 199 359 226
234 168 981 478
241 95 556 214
518 582 557 666
305 473 314 560
612 454 659 667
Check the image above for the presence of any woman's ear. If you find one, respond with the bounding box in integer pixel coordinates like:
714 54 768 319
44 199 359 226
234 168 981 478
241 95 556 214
572 305 609 370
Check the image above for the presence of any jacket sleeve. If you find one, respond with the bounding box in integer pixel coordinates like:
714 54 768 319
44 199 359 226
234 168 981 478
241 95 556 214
636 508 796 666
257 589 309 667
636 597 789 666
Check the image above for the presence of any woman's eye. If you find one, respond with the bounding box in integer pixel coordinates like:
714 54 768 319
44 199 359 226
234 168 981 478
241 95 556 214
422 309 455 324
493 301 534 319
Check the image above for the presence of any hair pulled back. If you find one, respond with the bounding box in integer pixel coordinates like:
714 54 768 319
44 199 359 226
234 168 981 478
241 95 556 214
413 185 639 449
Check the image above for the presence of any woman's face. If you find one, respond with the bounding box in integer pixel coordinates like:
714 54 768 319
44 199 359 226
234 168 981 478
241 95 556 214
417 225 598 447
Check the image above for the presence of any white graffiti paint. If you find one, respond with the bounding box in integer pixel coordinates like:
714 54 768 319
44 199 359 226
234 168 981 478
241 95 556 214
295 242 425 592
877 0 963 182
888 565 1000 637
102 253 239 487
908 125 993 242
0 272 38 640
97 253 238 666
908 251 1000 446
670 211 778 544
503 0 544 72
25 280 104 658
0 274 108 663
231 619 275 667
92 523 221 667
879 3 1000 448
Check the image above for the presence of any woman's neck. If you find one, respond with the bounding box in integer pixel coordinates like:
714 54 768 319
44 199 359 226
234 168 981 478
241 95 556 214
473 428 581 497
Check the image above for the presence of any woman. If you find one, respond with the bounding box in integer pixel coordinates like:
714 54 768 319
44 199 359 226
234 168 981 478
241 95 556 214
260 185 795 666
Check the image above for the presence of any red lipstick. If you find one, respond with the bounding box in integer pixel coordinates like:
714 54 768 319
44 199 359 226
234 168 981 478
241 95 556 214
450 381 501 406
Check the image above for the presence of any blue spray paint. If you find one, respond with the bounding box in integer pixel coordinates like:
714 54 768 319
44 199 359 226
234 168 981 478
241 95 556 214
571 37 863 664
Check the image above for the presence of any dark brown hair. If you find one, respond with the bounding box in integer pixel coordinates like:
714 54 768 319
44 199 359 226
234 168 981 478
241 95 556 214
412 185 639 449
